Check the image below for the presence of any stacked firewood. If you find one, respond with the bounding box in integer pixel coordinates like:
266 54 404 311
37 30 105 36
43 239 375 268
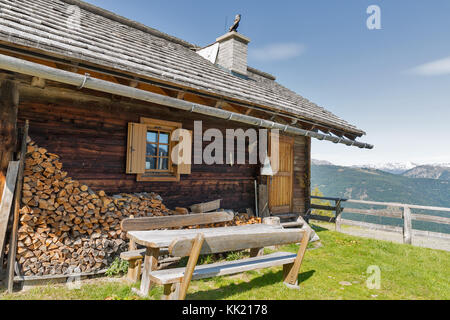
233 214 262 226
11 140 261 277
186 214 262 229
14 140 174 277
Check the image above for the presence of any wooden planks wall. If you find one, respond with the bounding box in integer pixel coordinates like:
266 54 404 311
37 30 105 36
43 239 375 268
268 136 294 214
292 136 309 215
17 99 261 212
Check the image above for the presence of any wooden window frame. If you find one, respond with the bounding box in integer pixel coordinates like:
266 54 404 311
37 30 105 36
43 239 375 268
137 117 182 182
145 128 172 173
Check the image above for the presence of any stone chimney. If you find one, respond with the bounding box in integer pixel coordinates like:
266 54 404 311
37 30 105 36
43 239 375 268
215 31 250 76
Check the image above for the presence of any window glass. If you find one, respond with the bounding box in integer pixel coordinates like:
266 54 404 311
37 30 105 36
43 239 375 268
159 158 169 170
147 144 157 157
159 132 170 144
146 130 171 172
147 131 158 143
146 157 157 170
159 144 169 157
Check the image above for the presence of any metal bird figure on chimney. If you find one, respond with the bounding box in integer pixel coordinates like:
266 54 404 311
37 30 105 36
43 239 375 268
229 14 241 32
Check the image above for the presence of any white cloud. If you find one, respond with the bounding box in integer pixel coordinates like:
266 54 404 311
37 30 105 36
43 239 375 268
249 43 305 62
409 56 450 76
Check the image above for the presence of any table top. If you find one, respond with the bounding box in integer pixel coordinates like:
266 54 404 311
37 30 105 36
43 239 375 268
128 223 285 248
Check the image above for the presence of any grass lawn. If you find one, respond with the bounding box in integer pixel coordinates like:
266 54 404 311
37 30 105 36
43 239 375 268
1 221 449 300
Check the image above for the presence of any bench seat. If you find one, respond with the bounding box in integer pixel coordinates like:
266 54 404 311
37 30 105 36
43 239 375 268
149 251 297 285
120 249 146 261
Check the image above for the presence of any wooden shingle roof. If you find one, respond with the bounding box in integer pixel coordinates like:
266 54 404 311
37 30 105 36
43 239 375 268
0 0 366 136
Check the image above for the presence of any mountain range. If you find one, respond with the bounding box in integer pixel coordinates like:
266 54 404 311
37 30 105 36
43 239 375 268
352 162 418 175
403 165 450 180
312 159 450 180
311 160 450 207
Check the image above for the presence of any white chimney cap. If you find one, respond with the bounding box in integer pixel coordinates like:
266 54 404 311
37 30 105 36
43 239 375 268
216 31 250 44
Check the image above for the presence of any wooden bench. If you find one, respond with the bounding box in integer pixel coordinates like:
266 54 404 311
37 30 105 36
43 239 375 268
120 250 144 283
120 211 235 282
149 228 311 300
120 247 172 282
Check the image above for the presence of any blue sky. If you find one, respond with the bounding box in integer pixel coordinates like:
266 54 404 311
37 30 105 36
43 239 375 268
85 0 450 166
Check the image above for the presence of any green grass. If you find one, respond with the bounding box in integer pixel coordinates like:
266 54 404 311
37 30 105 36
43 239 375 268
2 222 449 300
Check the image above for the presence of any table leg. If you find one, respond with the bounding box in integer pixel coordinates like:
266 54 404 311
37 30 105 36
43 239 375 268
138 247 160 296
129 239 136 251
283 229 311 289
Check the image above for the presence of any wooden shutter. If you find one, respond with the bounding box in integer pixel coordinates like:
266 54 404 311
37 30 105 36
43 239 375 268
126 123 147 174
172 129 192 175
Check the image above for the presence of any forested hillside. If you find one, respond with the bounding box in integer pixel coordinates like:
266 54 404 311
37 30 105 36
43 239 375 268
311 164 450 207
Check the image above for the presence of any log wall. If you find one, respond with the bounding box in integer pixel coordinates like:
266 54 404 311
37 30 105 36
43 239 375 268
0 80 19 201
17 88 309 214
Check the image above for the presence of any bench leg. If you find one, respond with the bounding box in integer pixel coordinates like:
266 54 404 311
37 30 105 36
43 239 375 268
138 247 160 296
162 282 181 300
250 248 264 257
126 258 142 283
283 229 311 289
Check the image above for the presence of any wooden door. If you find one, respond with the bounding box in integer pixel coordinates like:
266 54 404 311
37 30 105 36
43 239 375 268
269 135 294 214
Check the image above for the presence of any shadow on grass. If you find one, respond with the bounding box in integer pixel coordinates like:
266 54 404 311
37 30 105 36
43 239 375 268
187 269 315 300
311 224 331 233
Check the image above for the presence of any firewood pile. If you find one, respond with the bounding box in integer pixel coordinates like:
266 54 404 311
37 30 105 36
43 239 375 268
11 140 174 277
186 214 262 229
233 214 262 226
6 140 261 278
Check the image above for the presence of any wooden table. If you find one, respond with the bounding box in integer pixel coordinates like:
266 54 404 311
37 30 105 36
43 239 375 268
128 223 284 296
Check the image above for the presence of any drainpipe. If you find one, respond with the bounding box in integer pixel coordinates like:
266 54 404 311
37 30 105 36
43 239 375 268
0 53 373 149
254 180 259 218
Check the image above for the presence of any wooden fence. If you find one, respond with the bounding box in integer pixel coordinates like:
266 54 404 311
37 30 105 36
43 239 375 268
307 196 450 244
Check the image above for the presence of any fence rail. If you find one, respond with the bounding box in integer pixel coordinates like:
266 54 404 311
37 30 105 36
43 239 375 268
307 196 450 244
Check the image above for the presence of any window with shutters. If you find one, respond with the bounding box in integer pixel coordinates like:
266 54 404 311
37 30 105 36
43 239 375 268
126 117 191 182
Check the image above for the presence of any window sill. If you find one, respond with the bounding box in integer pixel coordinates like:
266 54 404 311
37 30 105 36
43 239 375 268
137 173 180 182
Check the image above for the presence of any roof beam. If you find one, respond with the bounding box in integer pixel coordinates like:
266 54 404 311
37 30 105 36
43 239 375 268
177 91 186 100
215 100 225 109
30 76 45 89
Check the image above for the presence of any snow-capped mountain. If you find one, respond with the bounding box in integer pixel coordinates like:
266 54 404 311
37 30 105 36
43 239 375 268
358 162 450 176
355 162 418 175
402 165 450 180
311 159 334 166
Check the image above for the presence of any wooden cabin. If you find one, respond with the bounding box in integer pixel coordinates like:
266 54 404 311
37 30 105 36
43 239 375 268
0 1 372 277
0 0 372 216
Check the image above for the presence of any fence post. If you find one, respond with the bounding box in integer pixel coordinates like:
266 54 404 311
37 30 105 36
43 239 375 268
335 200 342 232
403 206 412 244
